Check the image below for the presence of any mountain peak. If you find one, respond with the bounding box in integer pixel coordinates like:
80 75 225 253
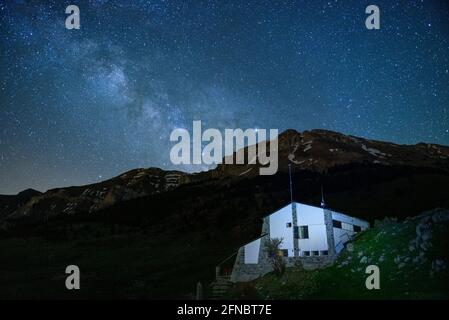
218 128 449 177
17 188 42 197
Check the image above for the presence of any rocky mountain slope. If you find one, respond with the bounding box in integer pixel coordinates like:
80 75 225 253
0 188 42 220
2 129 449 224
2 168 187 222
217 129 449 176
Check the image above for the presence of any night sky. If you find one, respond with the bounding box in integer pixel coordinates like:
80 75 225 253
1 0 448 194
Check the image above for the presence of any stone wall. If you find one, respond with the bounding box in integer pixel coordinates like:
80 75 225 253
231 252 337 283
230 244 273 282
299 255 336 270
230 217 273 283
323 208 336 256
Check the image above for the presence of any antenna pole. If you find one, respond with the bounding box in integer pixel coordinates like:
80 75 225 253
289 163 299 258
289 164 293 203
321 185 326 208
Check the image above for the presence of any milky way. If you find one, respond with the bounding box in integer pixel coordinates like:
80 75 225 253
0 0 448 194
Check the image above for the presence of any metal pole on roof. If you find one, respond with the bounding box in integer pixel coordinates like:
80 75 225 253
289 163 299 257
321 185 326 208
288 163 293 203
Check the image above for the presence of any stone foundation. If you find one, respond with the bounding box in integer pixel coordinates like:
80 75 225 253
231 247 337 283
298 255 336 270
230 245 273 282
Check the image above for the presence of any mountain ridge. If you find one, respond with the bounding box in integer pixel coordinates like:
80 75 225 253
1 128 448 224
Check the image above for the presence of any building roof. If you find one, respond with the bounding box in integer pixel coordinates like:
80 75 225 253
240 233 268 247
261 201 320 218
261 201 369 225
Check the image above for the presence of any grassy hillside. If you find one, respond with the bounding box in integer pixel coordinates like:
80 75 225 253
230 208 449 299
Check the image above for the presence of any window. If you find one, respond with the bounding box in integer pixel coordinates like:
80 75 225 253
333 220 342 228
299 226 309 239
286 222 292 228
295 226 309 239
312 251 319 256
353 225 362 232
320 250 328 256
303 251 310 257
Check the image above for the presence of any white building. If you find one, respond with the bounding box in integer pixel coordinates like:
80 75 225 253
230 201 369 282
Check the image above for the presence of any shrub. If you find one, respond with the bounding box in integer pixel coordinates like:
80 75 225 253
265 238 286 277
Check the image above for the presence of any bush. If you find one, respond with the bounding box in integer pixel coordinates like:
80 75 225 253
264 238 286 277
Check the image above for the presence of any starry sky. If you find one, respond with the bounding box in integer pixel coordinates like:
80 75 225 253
1 0 448 194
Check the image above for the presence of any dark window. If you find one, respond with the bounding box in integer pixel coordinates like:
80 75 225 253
299 226 309 239
320 250 328 256
353 225 362 232
333 220 342 228
312 251 319 256
281 249 288 257
303 251 310 257
286 222 292 228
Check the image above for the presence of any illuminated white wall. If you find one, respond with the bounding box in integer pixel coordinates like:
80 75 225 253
298 224 328 252
244 238 261 264
268 203 329 256
268 204 294 256
332 211 369 253
332 211 369 229
333 228 353 252
296 203 325 225
297 203 328 252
